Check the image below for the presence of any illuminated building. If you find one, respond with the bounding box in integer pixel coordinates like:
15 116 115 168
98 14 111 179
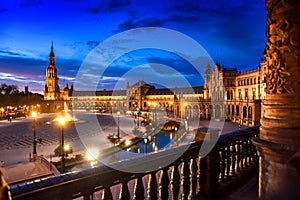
43 44 266 126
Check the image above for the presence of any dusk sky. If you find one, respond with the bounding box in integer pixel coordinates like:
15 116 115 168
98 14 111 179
0 0 266 93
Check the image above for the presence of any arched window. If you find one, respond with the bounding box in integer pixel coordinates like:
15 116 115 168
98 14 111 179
227 90 230 100
248 106 253 117
243 106 247 119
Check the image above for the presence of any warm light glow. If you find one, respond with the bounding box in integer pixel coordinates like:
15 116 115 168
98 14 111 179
125 140 131 146
31 111 37 118
152 143 155 148
117 111 120 115
153 102 157 107
169 101 173 105
86 149 99 161
64 144 70 151
57 116 66 126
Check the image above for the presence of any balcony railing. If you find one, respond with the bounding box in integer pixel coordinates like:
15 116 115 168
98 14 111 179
11 126 259 200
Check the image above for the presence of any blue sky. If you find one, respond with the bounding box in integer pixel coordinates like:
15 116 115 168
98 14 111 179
0 0 266 93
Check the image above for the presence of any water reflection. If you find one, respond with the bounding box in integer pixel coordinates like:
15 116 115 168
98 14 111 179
128 131 176 154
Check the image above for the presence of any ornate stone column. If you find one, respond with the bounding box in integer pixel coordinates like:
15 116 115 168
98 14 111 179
253 0 300 199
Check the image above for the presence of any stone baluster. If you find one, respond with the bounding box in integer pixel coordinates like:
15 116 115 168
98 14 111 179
159 168 169 200
148 172 158 200
236 142 241 172
119 182 130 200
204 146 220 200
197 157 206 198
226 146 231 179
188 158 199 199
102 187 113 200
244 139 249 167
241 140 246 169
220 146 226 182
171 165 180 200
181 161 190 200
133 177 144 200
83 191 93 200
248 138 253 164
231 142 236 176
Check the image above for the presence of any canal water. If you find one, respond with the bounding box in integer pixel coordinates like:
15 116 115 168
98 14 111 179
128 131 176 154
70 131 180 171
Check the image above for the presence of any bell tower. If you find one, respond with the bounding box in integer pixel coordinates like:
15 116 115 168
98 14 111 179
44 42 60 100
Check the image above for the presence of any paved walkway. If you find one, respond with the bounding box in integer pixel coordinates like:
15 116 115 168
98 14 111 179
3 161 53 186
223 175 258 200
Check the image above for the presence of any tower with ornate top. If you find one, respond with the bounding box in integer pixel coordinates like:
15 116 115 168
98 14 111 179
44 42 60 100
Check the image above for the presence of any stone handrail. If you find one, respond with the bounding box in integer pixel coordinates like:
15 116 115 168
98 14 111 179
11 126 259 200
40 155 61 176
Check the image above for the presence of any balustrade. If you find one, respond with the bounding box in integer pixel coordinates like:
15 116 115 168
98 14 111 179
11 126 259 200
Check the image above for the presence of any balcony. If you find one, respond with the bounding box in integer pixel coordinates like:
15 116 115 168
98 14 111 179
11 126 259 200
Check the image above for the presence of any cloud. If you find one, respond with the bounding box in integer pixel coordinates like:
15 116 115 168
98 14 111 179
59 75 76 81
86 0 131 14
114 18 166 33
0 49 27 57
87 41 100 50
0 72 43 84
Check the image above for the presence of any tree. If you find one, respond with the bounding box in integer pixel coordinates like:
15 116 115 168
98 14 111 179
0 84 19 95
54 145 73 157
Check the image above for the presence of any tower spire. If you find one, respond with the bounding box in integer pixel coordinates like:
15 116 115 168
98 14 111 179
49 42 55 65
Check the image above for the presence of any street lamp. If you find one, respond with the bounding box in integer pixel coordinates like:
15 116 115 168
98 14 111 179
31 111 37 161
58 116 66 173
117 111 120 139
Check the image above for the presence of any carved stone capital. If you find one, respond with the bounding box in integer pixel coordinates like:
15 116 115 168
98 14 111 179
265 0 300 94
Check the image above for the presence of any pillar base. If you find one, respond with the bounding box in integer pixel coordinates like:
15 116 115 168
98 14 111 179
253 137 300 200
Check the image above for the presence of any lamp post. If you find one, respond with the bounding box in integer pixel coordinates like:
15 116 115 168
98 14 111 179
31 111 37 161
58 116 66 173
117 111 120 139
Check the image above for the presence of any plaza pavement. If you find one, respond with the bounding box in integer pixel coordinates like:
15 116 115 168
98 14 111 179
0 113 249 189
